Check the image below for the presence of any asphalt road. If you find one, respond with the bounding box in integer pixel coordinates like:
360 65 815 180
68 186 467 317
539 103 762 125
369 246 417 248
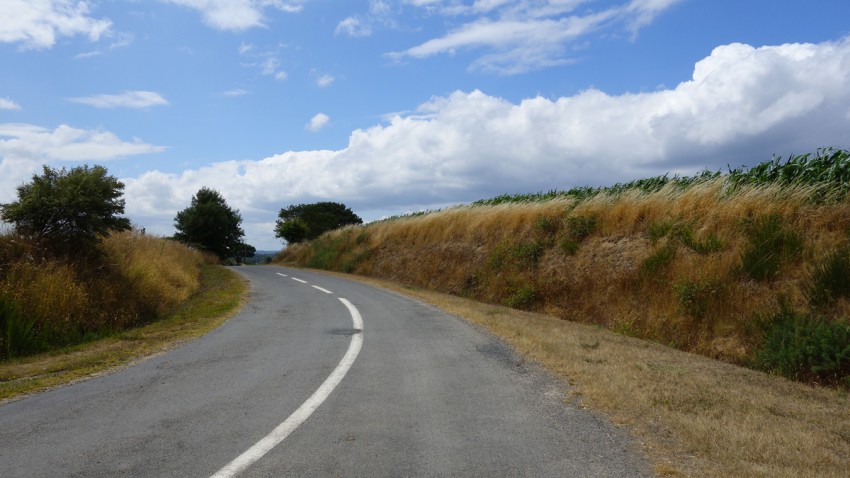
0 266 651 477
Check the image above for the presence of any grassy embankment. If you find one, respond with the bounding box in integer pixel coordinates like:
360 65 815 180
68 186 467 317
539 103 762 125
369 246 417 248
277 149 850 477
0 231 246 401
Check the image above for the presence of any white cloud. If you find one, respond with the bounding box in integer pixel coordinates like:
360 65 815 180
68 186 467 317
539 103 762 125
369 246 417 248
219 88 251 96
116 38 850 249
0 98 21 111
68 91 169 109
389 0 683 74
162 0 306 31
0 123 165 202
74 31 134 59
335 17 372 37
306 113 330 132
316 74 335 87
240 44 287 79
335 0 397 38
0 0 112 50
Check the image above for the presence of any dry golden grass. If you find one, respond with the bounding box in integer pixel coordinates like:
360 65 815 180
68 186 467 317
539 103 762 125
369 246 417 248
307 269 850 478
280 179 850 364
0 265 246 403
101 231 206 316
0 231 210 355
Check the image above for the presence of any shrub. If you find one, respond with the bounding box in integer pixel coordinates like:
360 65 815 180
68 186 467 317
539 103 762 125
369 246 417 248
673 280 717 319
648 219 724 254
489 239 544 270
0 295 41 357
806 246 850 307
740 214 803 280
505 284 537 309
559 238 580 255
753 311 850 385
641 243 676 277
566 215 597 240
647 220 676 243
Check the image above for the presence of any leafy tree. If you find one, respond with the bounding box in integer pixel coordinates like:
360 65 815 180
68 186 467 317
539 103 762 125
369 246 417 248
275 202 362 244
276 218 308 245
0 164 131 255
234 242 257 265
174 187 245 260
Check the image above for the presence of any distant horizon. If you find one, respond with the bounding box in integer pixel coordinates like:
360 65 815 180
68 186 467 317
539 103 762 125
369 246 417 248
3 1 850 250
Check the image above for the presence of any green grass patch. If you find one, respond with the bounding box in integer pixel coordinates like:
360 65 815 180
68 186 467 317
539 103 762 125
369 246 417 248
806 246 850 307
641 243 676 277
504 284 537 309
753 310 850 386
740 214 803 280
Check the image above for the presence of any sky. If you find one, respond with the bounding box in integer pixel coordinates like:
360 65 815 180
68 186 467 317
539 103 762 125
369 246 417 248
2 0 850 251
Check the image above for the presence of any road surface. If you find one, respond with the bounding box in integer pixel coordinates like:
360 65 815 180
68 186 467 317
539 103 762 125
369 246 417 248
0 266 650 477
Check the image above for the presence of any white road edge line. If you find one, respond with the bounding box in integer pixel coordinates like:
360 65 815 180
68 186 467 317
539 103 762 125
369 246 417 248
311 285 333 294
290 277 307 284
210 297 364 478
275 273 288 277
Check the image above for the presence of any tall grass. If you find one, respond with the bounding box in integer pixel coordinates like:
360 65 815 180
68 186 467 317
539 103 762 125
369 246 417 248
0 231 207 358
278 149 850 386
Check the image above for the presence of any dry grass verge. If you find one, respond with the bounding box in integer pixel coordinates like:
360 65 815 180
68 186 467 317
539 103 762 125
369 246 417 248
0 265 246 403
304 268 850 478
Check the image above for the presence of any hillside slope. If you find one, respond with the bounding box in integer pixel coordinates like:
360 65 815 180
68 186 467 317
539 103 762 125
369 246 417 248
279 149 850 386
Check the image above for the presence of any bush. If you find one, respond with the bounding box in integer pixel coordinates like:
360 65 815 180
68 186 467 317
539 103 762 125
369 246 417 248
753 311 850 385
505 284 537 309
641 243 676 277
740 214 803 280
806 246 850 307
0 295 41 357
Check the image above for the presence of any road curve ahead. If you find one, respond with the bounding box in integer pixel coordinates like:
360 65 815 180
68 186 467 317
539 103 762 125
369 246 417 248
0 266 650 477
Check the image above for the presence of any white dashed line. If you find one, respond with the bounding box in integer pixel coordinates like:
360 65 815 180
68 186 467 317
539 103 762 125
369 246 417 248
311 285 333 294
210 298 364 478
290 277 307 284
275 273 288 277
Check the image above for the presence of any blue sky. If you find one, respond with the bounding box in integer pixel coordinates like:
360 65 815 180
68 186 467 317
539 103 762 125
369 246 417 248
2 0 850 250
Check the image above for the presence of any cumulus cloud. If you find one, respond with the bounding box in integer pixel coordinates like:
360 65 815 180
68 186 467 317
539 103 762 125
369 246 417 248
68 91 169 109
0 0 111 50
0 123 165 202
116 38 850 248
306 113 330 132
389 0 684 74
163 0 306 31
0 98 21 111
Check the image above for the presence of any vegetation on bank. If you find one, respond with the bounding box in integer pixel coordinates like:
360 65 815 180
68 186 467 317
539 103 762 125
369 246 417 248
278 148 850 387
0 230 213 358
0 164 233 359
0 264 245 401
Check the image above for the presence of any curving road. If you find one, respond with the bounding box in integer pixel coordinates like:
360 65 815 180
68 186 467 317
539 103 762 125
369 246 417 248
0 266 650 477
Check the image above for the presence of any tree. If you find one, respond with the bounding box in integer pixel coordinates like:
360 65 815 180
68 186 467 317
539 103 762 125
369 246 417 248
274 202 362 244
233 242 256 265
0 164 131 255
275 218 308 245
174 187 245 261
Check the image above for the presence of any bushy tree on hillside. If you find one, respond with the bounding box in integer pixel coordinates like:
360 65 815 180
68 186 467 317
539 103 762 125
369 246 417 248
0 164 131 256
174 187 245 261
275 202 362 244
